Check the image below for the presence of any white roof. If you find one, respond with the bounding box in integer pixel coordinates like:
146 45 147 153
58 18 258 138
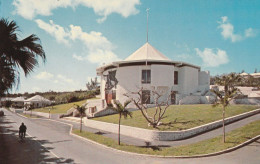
124 43 171 61
240 72 249 76
25 95 50 102
11 97 25 102
251 72 260 76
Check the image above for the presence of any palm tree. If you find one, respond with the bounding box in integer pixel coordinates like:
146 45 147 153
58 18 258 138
75 104 87 133
211 73 241 143
111 100 132 145
0 18 46 95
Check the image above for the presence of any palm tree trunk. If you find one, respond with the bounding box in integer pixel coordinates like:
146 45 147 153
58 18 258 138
80 115 82 133
222 106 226 143
118 114 121 145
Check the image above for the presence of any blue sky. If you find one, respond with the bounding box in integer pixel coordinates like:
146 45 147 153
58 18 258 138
1 0 260 93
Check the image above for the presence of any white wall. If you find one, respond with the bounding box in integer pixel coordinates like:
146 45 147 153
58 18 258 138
116 66 142 106
199 71 210 86
151 65 174 87
178 66 199 94
99 64 206 108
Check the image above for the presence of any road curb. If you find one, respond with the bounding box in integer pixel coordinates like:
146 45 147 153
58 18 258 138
14 110 260 158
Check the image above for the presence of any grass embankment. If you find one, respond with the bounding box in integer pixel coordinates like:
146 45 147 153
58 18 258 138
34 99 88 114
93 105 258 131
73 120 260 156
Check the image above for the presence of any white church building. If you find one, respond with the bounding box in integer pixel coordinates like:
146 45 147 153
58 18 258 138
87 42 211 117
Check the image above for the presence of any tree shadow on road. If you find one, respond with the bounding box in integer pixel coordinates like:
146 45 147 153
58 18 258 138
243 137 260 147
0 115 77 164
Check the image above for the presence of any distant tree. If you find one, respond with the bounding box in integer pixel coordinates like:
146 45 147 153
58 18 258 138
4 100 12 108
111 100 132 145
75 104 87 133
0 18 46 95
211 73 242 143
241 70 245 73
254 68 258 73
86 77 99 91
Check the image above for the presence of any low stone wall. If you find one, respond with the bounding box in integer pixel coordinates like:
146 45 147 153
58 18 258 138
84 108 260 141
84 118 157 141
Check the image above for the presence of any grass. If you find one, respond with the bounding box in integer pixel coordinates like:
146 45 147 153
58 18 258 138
21 113 41 118
73 120 260 156
93 105 258 131
34 99 88 114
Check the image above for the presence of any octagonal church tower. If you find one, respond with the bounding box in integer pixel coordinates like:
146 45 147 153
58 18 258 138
93 42 210 113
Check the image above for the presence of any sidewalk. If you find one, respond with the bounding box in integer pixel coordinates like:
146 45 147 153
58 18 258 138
58 112 260 147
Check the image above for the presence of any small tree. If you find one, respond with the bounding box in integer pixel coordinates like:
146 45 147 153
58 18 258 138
125 88 174 129
111 100 132 145
75 104 87 133
211 73 241 143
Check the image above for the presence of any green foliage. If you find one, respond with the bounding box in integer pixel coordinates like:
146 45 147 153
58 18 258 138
211 73 242 107
86 77 99 91
3 100 12 108
67 96 79 103
0 18 45 95
74 104 87 116
211 72 260 87
111 100 132 119
111 100 132 145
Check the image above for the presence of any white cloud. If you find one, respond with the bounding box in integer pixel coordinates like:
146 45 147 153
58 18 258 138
245 28 257 37
176 54 192 60
218 16 242 42
86 49 120 64
13 0 140 22
218 16 257 42
72 54 86 61
36 19 120 64
195 48 229 67
35 19 69 44
35 71 54 80
35 72 76 87
57 74 74 84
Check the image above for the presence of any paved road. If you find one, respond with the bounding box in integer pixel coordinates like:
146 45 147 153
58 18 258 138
1 108 260 164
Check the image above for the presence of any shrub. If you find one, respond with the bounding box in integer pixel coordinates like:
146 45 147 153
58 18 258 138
67 96 79 103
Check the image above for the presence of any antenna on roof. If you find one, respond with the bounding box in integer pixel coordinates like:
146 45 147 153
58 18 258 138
146 8 150 43
145 8 150 66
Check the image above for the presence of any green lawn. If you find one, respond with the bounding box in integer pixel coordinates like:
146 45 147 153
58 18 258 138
93 105 258 131
73 120 260 156
21 113 41 118
34 99 87 114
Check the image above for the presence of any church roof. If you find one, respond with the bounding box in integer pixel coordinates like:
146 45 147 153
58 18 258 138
124 43 170 61
96 42 201 75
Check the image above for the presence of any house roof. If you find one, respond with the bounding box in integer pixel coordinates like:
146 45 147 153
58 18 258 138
251 72 260 76
25 95 50 102
11 97 25 102
124 43 171 61
240 72 250 76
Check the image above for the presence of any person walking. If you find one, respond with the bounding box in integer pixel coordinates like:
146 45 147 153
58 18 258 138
19 122 27 138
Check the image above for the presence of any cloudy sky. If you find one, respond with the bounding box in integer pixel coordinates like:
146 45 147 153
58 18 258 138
1 0 260 93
